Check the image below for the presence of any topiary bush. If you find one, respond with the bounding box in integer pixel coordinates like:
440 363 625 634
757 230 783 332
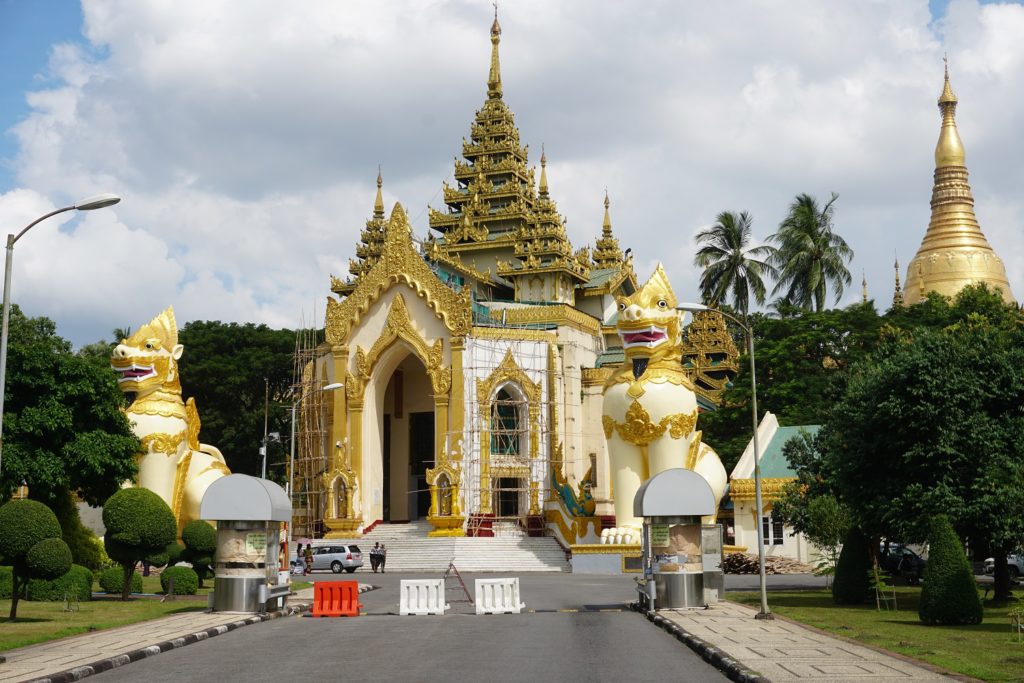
0 499 74 619
160 566 199 595
98 566 143 594
0 566 12 599
832 526 872 604
102 488 177 600
26 564 93 602
181 520 217 586
919 515 983 625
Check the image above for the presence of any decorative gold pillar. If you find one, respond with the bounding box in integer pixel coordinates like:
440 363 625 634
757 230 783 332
348 398 364 492
330 345 349 468
434 395 449 470
479 397 493 514
449 336 465 460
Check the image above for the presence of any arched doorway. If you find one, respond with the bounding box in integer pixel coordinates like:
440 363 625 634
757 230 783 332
380 353 434 521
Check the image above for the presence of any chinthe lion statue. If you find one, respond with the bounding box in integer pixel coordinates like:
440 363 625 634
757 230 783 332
111 307 230 532
601 265 727 544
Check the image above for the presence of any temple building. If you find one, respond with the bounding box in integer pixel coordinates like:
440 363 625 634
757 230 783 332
290 16 736 540
903 63 1015 305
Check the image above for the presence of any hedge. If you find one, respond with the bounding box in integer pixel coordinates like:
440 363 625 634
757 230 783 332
161 566 199 595
98 566 143 594
919 515 983 625
26 564 93 602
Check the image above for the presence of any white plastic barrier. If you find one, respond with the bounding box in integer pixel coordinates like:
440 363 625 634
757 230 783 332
474 577 525 615
399 579 449 616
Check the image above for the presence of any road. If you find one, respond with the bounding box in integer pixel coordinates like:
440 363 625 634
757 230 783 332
97 573 729 682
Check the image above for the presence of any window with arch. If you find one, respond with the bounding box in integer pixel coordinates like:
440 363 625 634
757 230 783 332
490 385 527 459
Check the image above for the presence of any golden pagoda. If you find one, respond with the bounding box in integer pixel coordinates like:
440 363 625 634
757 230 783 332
903 61 1015 305
332 169 387 296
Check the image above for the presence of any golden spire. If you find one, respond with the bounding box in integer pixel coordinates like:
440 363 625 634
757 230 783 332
862 271 868 303
903 61 1014 305
892 256 904 308
602 189 613 238
592 189 626 270
374 166 384 219
539 145 548 197
488 4 502 100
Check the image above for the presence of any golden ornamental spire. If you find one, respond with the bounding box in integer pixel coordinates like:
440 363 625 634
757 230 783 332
602 190 613 238
892 256 904 308
374 166 385 219
539 145 549 197
862 271 868 303
488 5 502 100
592 190 626 271
903 61 1014 305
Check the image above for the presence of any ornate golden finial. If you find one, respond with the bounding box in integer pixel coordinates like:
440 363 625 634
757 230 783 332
374 166 384 219
935 58 963 167
862 270 868 303
488 5 502 99
893 255 904 308
602 189 613 237
539 144 549 197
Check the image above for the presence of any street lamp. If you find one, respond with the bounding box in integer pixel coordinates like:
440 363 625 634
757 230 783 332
288 382 343 546
0 194 122 480
677 302 772 620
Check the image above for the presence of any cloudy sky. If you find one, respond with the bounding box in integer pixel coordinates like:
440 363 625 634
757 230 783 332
1 0 1022 347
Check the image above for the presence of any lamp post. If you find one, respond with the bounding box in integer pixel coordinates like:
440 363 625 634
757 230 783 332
288 382 343 547
677 303 772 619
0 194 121 481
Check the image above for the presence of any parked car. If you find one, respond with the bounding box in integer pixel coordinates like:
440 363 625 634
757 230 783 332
309 544 363 573
878 544 926 585
983 554 1023 578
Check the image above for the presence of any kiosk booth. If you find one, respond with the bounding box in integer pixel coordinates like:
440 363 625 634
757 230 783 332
634 468 718 610
200 474 291 613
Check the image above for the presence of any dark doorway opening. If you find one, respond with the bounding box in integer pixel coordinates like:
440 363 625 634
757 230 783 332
409 412 433 519
496 477 520 518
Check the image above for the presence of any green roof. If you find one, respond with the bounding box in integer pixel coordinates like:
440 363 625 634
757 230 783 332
759 425 820 478
582 267 619 290
595 347 624 368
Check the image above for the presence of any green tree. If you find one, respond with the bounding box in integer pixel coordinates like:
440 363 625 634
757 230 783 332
769 193 853 312
832 526 871 605
177 321 297 478
102 488 177 600
0 305 138 504
919 515 983 625
180 520 217 587
693 210 776 318
0 499 72 620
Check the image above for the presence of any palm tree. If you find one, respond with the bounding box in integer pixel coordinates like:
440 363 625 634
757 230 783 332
693 210 776 318
112 327 132 343
769 193 853 312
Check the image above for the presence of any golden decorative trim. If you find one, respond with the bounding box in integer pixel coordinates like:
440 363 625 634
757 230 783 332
582 367 612 387
470 326 556 342
325 203 472 344
492 464 530 478
488 305 600 335
569 543 640 554
476 349 542 405
603 400 697 447
729 477 795 502
140 431 186 457
545 508 576 544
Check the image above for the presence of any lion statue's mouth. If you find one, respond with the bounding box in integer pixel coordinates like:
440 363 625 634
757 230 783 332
112 363 157 384
620 325 668 349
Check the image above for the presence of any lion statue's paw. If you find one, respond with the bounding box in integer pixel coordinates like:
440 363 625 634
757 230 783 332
600 526 641 545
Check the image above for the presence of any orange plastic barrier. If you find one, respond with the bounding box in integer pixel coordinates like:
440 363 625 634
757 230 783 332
312 580 362 617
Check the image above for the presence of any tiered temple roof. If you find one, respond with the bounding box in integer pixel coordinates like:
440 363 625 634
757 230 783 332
333 170 387 296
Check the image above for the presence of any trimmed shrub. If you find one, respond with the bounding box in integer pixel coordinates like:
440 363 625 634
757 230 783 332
103 488 176 600
26 564 93 602
98 566 143 594
161 566 199 595
919 515 983 625
166 543 185 566
832 526 872 604
25 537 73 581
181 520 216 586
0 566 11 599
0 499 63 562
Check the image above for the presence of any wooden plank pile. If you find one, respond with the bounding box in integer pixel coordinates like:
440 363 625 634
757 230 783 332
722 552 814 575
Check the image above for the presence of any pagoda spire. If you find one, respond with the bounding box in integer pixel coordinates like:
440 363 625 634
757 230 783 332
488 4 502 100
862 271 868 303
892 256 904 308
539 145 549 197
592 190 626 270
903 60 1014 305
335 169 389 295
374 166 384 219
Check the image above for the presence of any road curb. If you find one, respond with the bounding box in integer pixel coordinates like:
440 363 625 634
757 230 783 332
630 603 769 683
28 601 313 683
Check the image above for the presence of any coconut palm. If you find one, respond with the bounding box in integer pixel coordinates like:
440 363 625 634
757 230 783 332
769 193 853 312
693 210 776 318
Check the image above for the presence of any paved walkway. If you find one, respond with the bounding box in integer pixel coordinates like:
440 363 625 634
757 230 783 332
0 588 316 683
656 600 952 681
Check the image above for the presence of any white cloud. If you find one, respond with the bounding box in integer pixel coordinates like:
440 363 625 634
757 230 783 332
1 0 1023 346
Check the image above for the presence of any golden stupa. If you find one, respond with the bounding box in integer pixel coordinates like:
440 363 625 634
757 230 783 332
903 62 1015 305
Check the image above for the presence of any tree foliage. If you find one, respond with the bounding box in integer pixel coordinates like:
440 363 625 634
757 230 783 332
832 526 872 605
102 488 177 600
177 321 297 478
769 193 853 312
181 519 217 586
0 305 138 504
693 210 776 318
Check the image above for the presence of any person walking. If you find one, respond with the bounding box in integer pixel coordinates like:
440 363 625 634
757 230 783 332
370 542 381 573
295 542 303 572
379 543 387 573
303 544 314 575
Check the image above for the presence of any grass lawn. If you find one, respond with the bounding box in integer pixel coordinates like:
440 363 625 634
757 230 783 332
729 587 1024 682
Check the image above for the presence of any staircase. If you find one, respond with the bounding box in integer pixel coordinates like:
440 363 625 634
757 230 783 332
317 521 570 573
